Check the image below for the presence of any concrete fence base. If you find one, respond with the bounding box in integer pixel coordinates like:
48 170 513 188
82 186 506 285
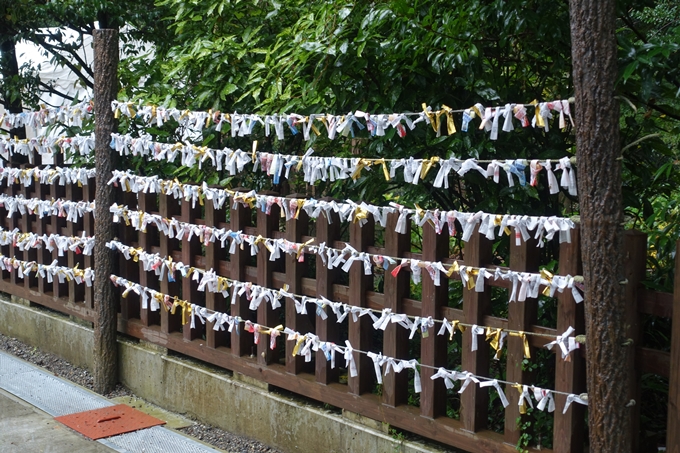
0 296 453 453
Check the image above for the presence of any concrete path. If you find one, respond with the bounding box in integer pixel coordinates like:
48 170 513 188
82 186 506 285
0 388 114 453
0 350 223 453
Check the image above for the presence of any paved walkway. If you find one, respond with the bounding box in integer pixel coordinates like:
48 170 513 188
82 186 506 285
0 350 223 453
0 388 114 453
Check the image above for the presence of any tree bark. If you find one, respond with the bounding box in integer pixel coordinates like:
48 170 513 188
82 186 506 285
569 0 630 452
93 28 119 395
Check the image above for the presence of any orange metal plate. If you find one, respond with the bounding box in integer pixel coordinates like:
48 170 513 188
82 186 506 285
55 404 166 440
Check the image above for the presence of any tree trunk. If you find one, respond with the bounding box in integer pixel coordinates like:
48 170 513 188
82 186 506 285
1 39 28 165
93 28 119 395
569 0 630 452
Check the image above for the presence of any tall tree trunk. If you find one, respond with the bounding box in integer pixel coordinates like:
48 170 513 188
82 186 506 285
93 28 119 394
1 39 28 165
569 0 630 452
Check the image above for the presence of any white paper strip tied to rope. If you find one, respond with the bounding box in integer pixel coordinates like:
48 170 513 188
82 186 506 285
544 326 582 359
107 170 577 246
108 133 578 195
0 254 93 286
110 272 586 414
1 99 93 130
0 135 95 164
110 99 574 140
109 204 585 304
0 166 96 187
0 194 95 222
428 369 583 415
106 239 583 360
0 227 94 256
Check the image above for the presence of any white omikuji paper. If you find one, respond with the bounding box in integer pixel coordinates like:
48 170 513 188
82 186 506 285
111 99 574 140
108 170 576 247
110 270 588 415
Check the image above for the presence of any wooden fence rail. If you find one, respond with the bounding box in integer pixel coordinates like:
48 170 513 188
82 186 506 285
0 175 677 453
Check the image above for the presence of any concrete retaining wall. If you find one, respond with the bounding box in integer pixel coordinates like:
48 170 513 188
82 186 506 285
0 296 452 453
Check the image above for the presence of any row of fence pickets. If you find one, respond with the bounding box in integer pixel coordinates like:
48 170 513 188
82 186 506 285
0 169 675 453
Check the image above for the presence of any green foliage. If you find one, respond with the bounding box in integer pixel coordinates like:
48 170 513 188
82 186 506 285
389 426 406 451
516 416 532 453
0 61 40 106
141 0 584 232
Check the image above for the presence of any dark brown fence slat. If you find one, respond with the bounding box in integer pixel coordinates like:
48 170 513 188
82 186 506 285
382 212 410 406
182 198 202 341
159 193 181 334
461 226 493 432
666 240 680 453
1 180 13 283
230 193 253 356
35 182 51 296
315 203 341 384
639 289 673 317
65 182 85 304
137 192 160 326
638 347 670 378
504 238 540 444
82 181 95 309
285 198 312 375
420 221 450 419
50 180 67 299
118 190 139 320
53 148 64 166
204 198 228 349
623 230 646 452
348 218 375 396
553 225 585 453
10 182 22 287
20 182 38 290
257 192 282 365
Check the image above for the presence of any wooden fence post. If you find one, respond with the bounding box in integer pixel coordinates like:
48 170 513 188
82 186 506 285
230 191 253 356
667 240 680 453
34 181 52 297
504 238 539 444
204 196 228 349
181 198 203 341
554 226 585 453
21 182 38 291
257 191 282 365
348 218 375 395
82 181 95 309
9 182 22 288
137 192 160 327
285 195 313 374
622 230 646 452
159 193 181 334
382 213 410 407
118 190 139 323
51 180 67 298
315 201 341 384
92 27 119 394
420 221 450 419
460 226 492 431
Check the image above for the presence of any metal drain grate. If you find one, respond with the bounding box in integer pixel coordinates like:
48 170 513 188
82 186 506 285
104 426 221 453
0 353 112 416
0 352 34 377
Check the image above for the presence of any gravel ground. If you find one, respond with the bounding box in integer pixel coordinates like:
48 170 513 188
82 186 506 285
0 332 281 453
180 423 281 453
